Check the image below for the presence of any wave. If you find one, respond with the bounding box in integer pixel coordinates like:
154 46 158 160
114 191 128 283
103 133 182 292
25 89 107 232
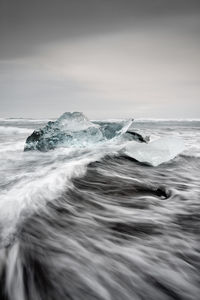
134 118 200 122
0 114 200 300
0 118 51 122
0 141 123 244
0 126 32 135
0 141 25 155
1 151 200 300
0 154 89 243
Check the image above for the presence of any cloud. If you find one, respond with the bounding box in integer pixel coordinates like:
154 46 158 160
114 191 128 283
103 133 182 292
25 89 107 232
0 0 200 59
0 1 200 118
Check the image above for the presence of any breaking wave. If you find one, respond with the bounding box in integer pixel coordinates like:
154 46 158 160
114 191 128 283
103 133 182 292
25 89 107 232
0 116 200 300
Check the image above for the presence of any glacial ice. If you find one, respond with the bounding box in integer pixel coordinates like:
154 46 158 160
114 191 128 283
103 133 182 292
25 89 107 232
24 112 135 151
24 112 185 166
124 136 185 166
94 119 134 140
56 112 98 131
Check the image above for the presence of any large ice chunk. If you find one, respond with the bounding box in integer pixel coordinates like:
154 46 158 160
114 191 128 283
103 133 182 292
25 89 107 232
24 112 103 151
24 112 136 151
124 136 185 166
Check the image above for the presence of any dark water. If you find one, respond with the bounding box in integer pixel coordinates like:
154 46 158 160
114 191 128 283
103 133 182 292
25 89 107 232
0 118 200 300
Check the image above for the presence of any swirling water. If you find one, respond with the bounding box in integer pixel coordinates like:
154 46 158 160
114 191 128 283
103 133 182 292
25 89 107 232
0 118 200 300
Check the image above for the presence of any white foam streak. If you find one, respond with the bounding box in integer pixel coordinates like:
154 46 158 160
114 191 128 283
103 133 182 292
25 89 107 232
6 243 25 300
0 154 94 243
0 126 32 135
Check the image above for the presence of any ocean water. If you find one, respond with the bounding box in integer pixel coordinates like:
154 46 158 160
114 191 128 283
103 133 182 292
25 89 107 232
0 118 200 300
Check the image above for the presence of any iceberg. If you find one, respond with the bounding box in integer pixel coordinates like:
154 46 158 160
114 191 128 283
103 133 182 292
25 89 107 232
124 136 185 166
24 112 139 151
24 112 184 166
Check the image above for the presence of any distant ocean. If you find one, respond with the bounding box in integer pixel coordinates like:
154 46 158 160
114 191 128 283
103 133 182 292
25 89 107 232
0 117 200 300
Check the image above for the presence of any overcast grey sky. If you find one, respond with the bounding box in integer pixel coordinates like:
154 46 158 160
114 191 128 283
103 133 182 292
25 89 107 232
0 0 200 119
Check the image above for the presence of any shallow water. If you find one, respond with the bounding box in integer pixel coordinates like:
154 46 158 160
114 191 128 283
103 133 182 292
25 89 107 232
0 118 200 300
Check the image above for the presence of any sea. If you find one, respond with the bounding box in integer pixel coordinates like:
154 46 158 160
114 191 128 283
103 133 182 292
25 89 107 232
0 117 200 300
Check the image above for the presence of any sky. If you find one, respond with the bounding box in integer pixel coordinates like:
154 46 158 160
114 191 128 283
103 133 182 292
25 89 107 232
0 0 200 119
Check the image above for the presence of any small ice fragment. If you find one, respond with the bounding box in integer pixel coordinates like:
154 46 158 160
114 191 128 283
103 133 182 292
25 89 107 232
124 136 185 166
